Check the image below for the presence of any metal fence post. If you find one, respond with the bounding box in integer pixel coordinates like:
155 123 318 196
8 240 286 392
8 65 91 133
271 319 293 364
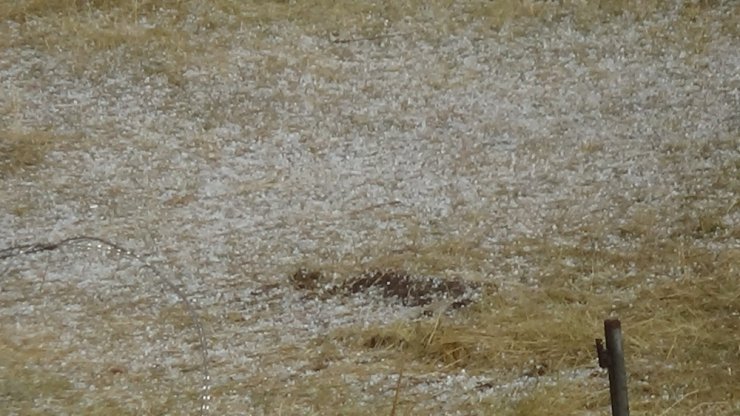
595 318 630 416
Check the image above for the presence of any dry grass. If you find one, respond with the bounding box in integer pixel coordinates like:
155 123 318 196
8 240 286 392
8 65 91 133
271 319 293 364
0 129 54 175
2 0 736 64
0 128 88 218
0 260 206 415
2 0 738 415
301 135 739 414
241 162 738 414
323 236 738 414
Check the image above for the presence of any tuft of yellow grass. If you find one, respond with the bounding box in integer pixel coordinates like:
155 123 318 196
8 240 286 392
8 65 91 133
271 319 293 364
0 128 88 181
0 129 55 176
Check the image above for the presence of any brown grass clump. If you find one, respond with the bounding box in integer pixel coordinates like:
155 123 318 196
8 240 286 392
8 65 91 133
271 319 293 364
0 129 55 177
343 270 476 308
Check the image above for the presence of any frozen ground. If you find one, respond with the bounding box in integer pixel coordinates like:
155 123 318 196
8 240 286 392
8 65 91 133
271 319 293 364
1 2 738 415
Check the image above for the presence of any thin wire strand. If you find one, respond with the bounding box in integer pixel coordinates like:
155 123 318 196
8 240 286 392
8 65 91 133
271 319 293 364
0 236 211 415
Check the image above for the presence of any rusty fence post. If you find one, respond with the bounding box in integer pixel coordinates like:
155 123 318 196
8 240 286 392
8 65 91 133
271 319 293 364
595 319 630 416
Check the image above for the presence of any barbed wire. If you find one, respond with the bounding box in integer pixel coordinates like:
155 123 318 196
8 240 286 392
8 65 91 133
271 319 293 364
0 235 211 416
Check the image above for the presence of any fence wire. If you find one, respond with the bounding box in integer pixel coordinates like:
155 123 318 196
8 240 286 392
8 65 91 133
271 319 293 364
0 236 211 415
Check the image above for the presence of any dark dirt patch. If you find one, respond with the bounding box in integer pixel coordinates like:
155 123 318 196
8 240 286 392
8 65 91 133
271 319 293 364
290 268 480 309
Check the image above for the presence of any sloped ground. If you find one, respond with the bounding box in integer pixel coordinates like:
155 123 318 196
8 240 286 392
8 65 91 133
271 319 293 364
1 1 738 415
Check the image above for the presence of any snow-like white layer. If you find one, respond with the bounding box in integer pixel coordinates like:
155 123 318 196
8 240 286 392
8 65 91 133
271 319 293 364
1 2 738 414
